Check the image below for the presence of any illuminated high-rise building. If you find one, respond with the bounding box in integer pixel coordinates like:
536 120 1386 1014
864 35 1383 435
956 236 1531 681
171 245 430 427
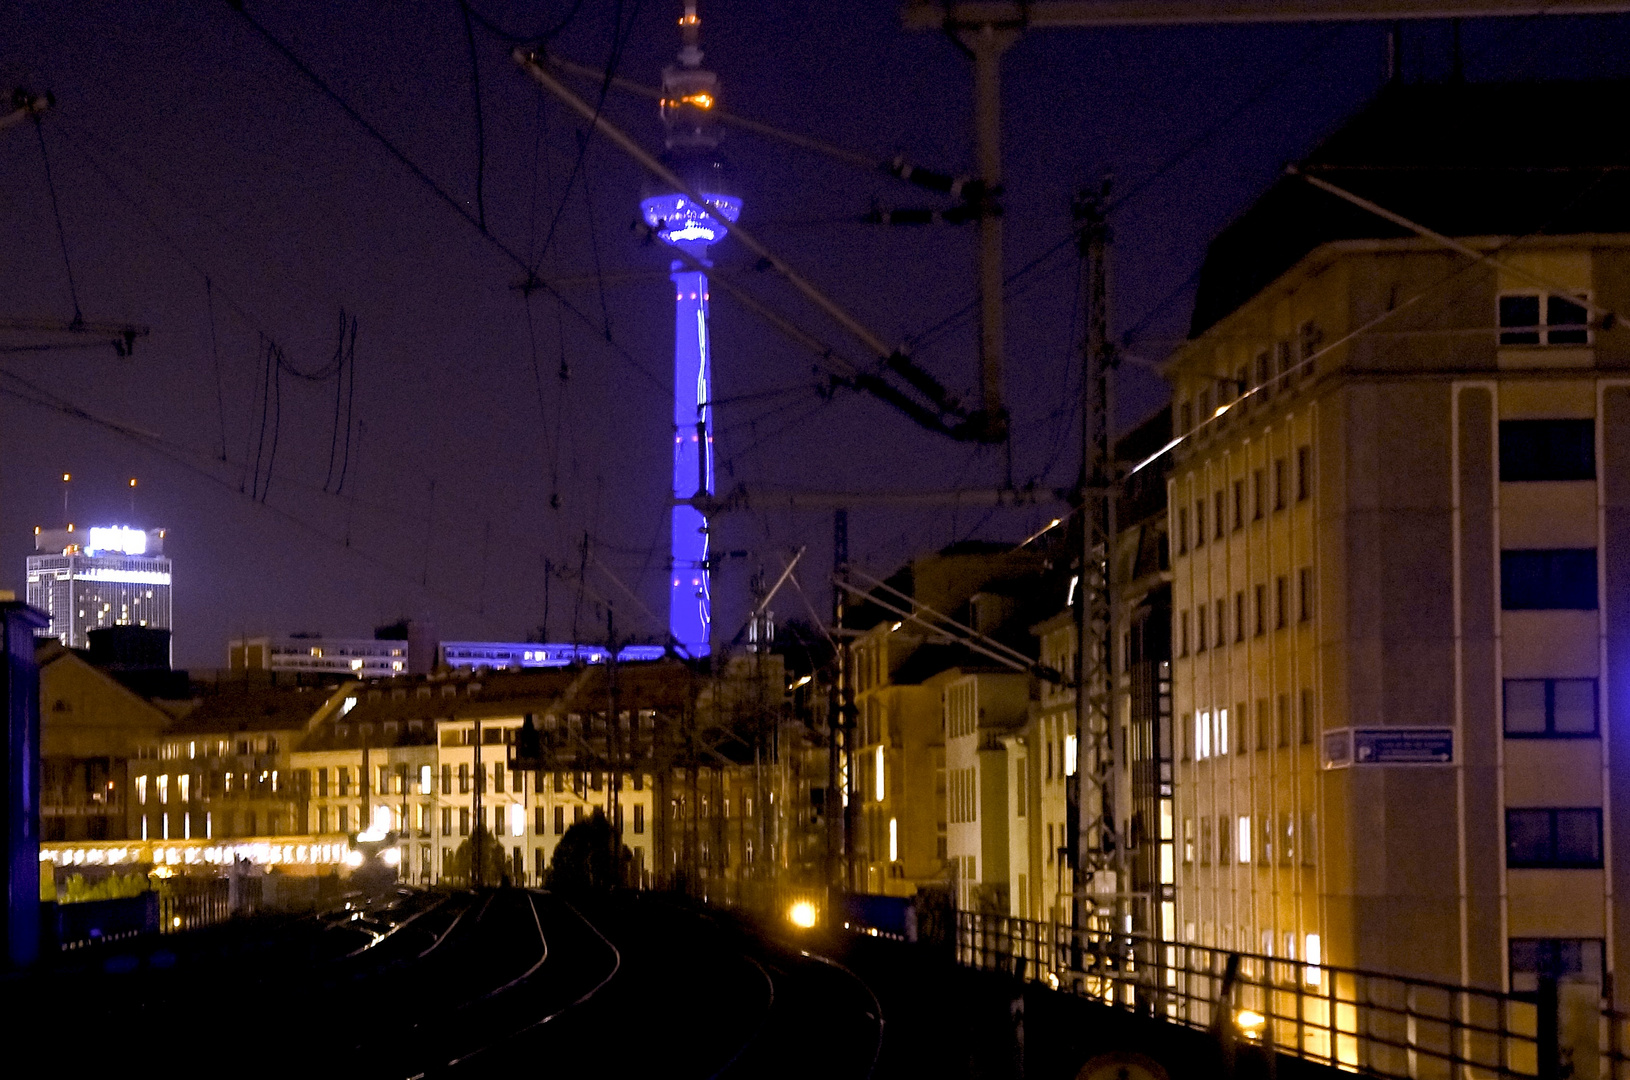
27 525 171 649
639 1 739 657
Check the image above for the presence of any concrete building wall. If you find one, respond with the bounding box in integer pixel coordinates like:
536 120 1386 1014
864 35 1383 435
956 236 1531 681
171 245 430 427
1169 234 1630 999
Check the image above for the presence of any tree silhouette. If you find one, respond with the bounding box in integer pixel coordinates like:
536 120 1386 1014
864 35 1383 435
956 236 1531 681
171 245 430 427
548 809 629 893
445 823 508 886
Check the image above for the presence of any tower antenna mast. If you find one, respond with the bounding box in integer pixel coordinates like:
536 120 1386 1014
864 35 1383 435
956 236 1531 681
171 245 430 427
637 1 740 659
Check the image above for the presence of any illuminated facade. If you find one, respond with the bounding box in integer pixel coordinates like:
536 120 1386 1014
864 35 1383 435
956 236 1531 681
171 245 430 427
28 526 171 649
639 2 739 657
229 635 408 678
439 641 666 670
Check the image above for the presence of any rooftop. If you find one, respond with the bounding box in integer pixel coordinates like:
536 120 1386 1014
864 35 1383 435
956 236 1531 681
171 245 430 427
1190 79 1630 336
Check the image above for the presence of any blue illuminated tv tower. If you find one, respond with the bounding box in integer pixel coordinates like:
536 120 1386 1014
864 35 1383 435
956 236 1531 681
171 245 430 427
640 2 740 658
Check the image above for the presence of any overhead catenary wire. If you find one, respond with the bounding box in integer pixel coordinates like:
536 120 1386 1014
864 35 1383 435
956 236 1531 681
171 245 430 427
227 1 668 395
32 114 83 327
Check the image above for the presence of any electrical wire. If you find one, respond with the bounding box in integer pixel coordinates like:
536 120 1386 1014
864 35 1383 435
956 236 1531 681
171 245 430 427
457 0 488 232
905 24 1353 356
528 0 643 277
227 1 667 395
32 114 83 326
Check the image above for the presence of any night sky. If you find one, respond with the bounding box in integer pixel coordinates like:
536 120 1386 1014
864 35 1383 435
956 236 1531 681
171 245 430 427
3 2 1628 669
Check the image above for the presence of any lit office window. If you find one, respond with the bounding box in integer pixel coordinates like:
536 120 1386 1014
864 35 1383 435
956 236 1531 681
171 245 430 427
1237 816 1252 864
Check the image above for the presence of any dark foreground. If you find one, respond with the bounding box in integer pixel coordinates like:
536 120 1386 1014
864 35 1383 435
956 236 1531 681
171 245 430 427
0 889 1314 1079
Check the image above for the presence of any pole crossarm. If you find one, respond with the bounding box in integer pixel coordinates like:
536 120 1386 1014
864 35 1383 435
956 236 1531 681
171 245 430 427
685 482 1065 516
904 0 1630 30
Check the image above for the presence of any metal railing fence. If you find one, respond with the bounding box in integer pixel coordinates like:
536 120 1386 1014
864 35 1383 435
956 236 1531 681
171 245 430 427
955 912 1547 1080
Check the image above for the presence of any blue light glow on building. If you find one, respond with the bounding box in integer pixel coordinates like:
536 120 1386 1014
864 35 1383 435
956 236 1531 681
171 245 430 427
639 2 737 658
439 642 666 670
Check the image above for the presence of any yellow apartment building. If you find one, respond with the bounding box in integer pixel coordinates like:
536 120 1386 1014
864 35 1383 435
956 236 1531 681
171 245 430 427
1171 231 1630 996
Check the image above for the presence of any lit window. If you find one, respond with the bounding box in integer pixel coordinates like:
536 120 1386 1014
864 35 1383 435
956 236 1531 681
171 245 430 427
1063 733 1078 776
875 746 885 802
888 817 899 862
1237 816 1252 864
1304 933 1323 986
136 775 147 806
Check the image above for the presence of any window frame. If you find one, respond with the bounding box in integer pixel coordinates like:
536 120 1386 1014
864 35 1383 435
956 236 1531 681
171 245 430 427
1498 290 1593 347
1501 549 1599 611
1502 678 1599 739
1505 807 1603 869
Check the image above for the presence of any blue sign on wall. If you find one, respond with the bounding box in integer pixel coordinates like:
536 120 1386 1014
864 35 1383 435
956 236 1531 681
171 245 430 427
1323 727 1454 767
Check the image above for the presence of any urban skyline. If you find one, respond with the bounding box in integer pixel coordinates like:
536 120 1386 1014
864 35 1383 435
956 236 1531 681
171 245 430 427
14 3 1630 1077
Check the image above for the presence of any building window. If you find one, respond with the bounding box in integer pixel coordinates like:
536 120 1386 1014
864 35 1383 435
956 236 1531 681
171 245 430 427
1255 699 1269 751
1252 468 1265 520
1504 679 1598 737
1499 420 1595 482
1196 605 1207 652
1215 602 1225 648
1499 292 1590 346
1180 399 1193 433
1233 480 1245 531
1234 591 1245 642
1273 458 1288 511
1254 349 1270 389
1234 702 1247 755
440 806 451 835
634 804 645 835
1509 939 1604 996
1253 585 1266 636
1298 567 1314 622
1237 816 1252 864
1301 689 1315 745
1275 340 1292 380
1280 813 1295 866
1506 808 1602 868
1177 507 1189 555
1258 814 1273 865
1277 694 1290 748
1200 816 1212 866
1275 576 1288 628
1183 817 1194 864
554 805 565 835
1501 550 1598 610
458 763 469 794
1180 611 1190 657
1194 500 1206 547
458 807 470 836
1214 491 1225 539
1298 320 1324 374
1217 815 1231 864
1296 445 1311 501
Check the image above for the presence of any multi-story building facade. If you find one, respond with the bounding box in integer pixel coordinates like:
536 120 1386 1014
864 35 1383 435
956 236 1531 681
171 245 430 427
1166 80 1630 997
39 644 172 841
28 526 170 649
229 635 411 679
848 543 1047 897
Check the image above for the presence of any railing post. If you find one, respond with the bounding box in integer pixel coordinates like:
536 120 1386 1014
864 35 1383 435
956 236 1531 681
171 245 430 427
1539 974 1561 1080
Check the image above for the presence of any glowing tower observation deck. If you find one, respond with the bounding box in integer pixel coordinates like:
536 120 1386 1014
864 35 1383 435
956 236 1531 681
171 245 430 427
640 2 740 657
